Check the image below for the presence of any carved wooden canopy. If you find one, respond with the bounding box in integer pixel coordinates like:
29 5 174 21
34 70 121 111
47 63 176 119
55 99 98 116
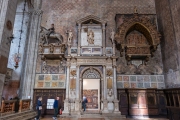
115 14 161 61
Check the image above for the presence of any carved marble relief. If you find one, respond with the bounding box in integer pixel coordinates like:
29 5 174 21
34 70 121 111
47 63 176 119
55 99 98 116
107 77 113 89
81 26 102 47
70 78 76 89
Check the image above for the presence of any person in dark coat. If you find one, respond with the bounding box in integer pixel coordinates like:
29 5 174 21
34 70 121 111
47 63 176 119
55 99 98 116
35 97 42 120
53 97 59 120
82 96 88 111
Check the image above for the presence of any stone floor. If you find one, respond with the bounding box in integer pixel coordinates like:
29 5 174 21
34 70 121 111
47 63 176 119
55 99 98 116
38 115 169 120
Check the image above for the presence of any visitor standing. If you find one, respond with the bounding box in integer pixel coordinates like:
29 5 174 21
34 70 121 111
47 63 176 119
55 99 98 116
53 97 59 120
35 97 42 120
82 96 88 111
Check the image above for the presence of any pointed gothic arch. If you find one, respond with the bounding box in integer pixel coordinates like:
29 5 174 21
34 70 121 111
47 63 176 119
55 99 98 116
115 14 161 61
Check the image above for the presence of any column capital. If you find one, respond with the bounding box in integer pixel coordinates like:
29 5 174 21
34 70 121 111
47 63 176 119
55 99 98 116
32 10 43 15
66 64 71 67
113 65 117 68
76 65 80 67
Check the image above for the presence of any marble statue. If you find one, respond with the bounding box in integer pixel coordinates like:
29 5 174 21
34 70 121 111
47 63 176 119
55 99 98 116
87 30 94 44
110 29 115 44
40 25 63 44
67 30 73 45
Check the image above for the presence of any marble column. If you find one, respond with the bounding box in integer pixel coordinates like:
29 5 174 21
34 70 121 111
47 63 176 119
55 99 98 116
102 23 106 56
113 65 120 113
63 65 70 114
79 78 82 111
112 43 115 56
75 65 80 112
101 77 104 110
102 65 108 113
113 65 117 100
68 45 71 56
77 23 81 56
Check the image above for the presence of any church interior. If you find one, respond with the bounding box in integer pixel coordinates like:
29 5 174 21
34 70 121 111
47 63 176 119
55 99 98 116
0 0 180 120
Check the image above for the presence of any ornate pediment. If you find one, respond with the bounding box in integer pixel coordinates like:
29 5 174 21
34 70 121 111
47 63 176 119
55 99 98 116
76 15 106 25
115 14 161 62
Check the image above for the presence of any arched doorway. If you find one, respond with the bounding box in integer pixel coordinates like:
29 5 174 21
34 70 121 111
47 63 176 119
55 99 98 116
80 66 102 112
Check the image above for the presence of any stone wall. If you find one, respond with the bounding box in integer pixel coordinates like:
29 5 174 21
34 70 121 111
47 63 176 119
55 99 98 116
41 0 156 47
155 0 180 87
36 0 166 89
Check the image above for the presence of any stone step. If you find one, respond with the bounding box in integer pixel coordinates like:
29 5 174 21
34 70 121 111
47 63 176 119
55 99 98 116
7 112 36 120
0 110 37 120
59 113 126 119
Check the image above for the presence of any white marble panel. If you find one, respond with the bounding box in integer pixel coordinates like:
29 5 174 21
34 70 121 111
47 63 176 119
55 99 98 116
81 26 102 47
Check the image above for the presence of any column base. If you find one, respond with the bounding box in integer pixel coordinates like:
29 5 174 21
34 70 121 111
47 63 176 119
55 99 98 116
62 99 70 115
113 99 121 114
75 99 80 112
102 100 109 113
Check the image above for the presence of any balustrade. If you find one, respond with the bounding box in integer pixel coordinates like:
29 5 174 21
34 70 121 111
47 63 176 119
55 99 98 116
0 99 31 115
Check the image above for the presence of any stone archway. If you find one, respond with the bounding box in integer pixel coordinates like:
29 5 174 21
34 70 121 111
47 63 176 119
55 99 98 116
79 66 103 112
81 66 102 79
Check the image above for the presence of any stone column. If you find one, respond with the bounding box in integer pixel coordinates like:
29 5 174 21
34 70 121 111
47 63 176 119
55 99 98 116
79 78 82 111
63 65 70 114
68 45 71 56
102 23 106 56
19 9 43 101
77 23 81 56
102 65 108 113
113 65 117 100
112 43 115 56
113 65 120 113
0 0 18 105
75 65 80 112
101 77 104 110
